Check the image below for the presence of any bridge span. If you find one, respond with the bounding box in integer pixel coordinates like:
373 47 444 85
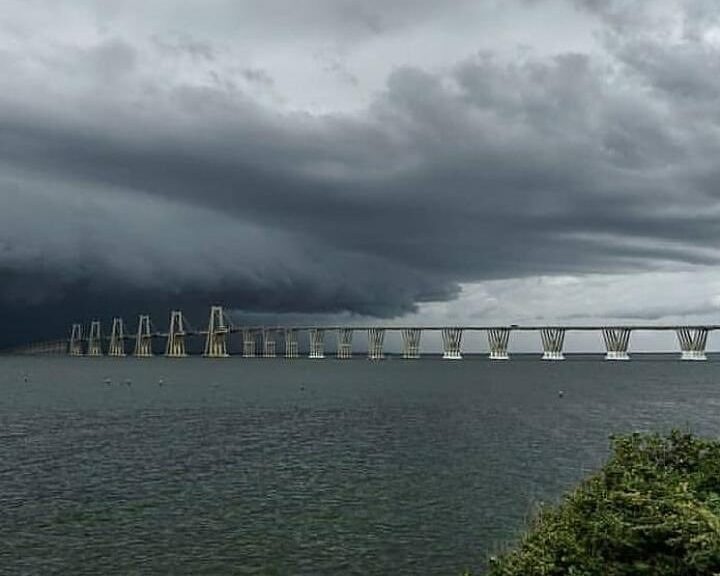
6 306 718 361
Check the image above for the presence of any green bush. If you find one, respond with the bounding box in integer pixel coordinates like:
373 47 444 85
487 431 720 576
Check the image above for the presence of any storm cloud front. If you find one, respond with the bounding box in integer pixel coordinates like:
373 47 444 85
3 0 720 347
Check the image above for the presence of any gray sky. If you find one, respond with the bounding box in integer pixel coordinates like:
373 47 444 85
2 0 720 350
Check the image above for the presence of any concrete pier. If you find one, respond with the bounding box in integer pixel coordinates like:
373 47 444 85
488 328 510 360
676 327 708 361
134 315 153 357
263 328 276 358
402 329 421 359
337 328 353 359
165 311 187 357
368 328 385 360
442 328 462 360
284 328 299 358
242 328 256 358
309 328 325 359
108 317 126 357
602 328 631 360
87 321 103 356
540 328 565 360
204 306 229 357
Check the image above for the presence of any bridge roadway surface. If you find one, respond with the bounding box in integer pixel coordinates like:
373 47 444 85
76 324 720 341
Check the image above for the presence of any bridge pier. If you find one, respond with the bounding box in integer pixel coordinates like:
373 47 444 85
134 315 153 357
69 323 83 356
309 328 325 359
242 329 256 358
337 328 353 359
87 321 103 356
284 329 299 358
263 328 276 358
368 328 385 360
540 328 565 360
488 328 510 360
402 329 421 359
442 328 462 359
165 311 187 357
204 306 229 357
108 317 126 357
602 328 631 360
676 327 708 361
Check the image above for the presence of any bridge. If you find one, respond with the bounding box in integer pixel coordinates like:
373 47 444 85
5 306 717 361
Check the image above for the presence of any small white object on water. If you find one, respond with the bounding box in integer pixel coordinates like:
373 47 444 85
558 390 564 398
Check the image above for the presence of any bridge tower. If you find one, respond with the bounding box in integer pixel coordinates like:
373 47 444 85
602 328 631 360
284 328 299 358
337 328 353 359
309 328 325 359
540 328 565 360
203 306 229 357
676 327 708 361
242 329 256 357
442 328 462 359
263 328 276 358
108 317 126 357
401 329 421 359
368 328 385 360
488 328 511 360
87 321 103 356
165 311 187 357
134 315 153 357
69 323 83 356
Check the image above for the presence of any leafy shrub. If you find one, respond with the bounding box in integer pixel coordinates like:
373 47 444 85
487 431 720 576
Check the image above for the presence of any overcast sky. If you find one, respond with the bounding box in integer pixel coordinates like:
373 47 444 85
3 0 720 351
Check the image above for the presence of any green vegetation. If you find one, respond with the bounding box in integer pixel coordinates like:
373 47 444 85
487 431 720 576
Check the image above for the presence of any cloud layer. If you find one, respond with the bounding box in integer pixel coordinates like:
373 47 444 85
2 0 720 346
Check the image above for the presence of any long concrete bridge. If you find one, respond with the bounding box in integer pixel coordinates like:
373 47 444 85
8 306 717 361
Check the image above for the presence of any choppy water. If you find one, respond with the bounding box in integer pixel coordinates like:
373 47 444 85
2 354 720 575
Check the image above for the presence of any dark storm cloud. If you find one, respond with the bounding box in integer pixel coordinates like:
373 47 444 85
2 0 720 345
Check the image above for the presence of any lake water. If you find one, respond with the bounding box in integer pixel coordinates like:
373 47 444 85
2 354 720 575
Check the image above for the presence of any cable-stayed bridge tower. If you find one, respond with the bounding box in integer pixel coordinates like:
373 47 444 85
134 314 153 357
204 306 229 358
165 311 187 357
69 323 83 356
87 321 103 356
108 317 126 357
